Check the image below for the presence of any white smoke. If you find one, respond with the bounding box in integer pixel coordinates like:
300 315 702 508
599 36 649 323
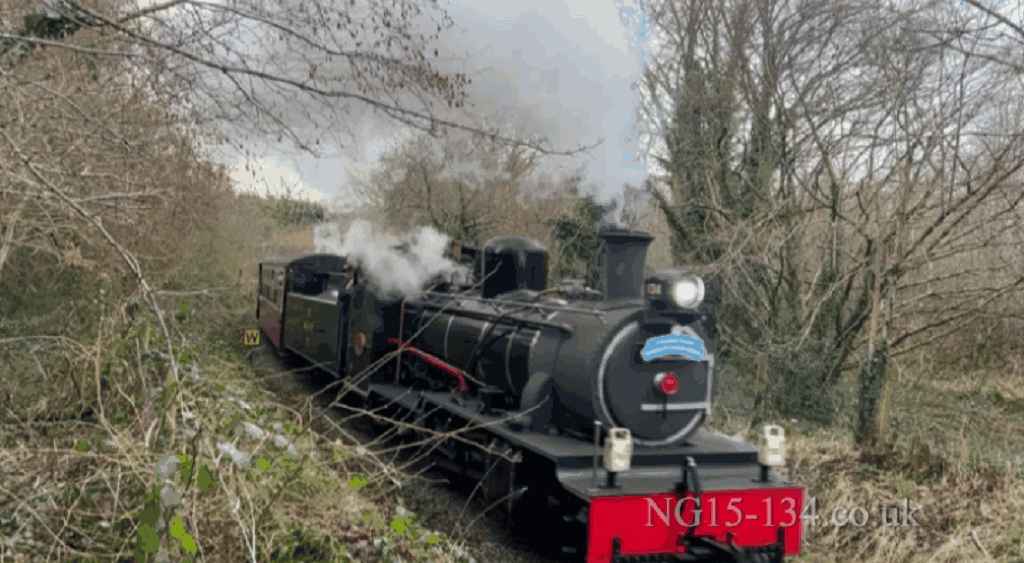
338 220 468 298
313 222 343 254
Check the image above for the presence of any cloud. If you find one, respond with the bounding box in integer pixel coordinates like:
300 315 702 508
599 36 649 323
228 156 323 201
216 1 648 204
436 0 647 200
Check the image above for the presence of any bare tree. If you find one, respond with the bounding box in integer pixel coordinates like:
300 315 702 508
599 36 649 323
948 0 1024 74
0 0 594 155
351 129 578 247
640 0 1024 447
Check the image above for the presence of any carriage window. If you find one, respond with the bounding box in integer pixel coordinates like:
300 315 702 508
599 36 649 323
261 268 279 300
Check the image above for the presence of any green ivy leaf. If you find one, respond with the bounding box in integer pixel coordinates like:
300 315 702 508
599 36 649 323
168 515 198 556
137 523 160 555
255 457 271 472
73 439 91 452
197 464 215 493
139 490 161 527
389 515 410 536
178 454 194 485
425 532 441 546
347 474 368 491
176 349 193 365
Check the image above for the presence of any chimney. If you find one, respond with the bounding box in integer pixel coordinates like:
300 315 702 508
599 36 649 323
596 227 653 300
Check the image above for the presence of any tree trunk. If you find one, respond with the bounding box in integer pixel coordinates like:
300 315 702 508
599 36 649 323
856 337 891 449
857 206 892 450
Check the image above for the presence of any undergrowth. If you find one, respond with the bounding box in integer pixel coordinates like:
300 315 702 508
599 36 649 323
1 283 471 561
0 182 472 563
784 426 1024 562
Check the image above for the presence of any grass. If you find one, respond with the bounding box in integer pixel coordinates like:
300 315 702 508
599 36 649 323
714 352 1024 562
0 289 473 562
782 426 1024 562
0 208 479 562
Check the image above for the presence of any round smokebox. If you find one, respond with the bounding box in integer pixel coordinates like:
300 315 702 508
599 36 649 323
596 322 710 445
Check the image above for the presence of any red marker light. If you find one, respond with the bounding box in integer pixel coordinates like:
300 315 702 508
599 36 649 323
654 372 679 396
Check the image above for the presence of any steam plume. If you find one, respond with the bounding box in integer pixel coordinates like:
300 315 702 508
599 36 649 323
337 220 467 298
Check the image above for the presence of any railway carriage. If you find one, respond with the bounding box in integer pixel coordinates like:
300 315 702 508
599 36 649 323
257 228 804 562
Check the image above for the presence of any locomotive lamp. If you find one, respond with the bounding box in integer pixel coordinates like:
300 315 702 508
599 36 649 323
603 427 633 488
757 424 787 481
653 371 680 396
645 271 706 311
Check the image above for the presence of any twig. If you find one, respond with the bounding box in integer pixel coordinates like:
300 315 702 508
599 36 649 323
970 529 993 561
154 287 229 297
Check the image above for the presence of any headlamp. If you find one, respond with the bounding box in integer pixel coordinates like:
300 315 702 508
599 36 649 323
671 277 705 309
645 271 706 311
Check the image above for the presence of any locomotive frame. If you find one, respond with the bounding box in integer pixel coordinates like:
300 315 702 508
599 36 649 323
256 228 804 562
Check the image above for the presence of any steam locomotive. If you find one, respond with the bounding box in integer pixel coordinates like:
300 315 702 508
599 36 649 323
257 227 804 562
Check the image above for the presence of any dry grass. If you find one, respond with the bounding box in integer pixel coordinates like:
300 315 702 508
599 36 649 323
781 426 1024 562
708 353 1024 563
0 179 473 561
0 286 471 562
713 333 1024 562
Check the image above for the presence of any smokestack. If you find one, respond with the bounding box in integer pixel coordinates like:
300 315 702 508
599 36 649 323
596 227 653 300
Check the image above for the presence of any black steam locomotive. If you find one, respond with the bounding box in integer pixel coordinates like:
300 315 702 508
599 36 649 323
257 227 804 562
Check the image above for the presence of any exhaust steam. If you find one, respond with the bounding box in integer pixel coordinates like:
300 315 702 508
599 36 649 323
337 220 468 298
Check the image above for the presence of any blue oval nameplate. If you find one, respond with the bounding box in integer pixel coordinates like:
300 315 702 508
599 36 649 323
641 333 706 362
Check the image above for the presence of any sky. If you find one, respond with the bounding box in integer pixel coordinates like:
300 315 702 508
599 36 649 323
227 0 650 206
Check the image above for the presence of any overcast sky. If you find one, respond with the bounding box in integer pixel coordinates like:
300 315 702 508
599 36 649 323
228 0 649 206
